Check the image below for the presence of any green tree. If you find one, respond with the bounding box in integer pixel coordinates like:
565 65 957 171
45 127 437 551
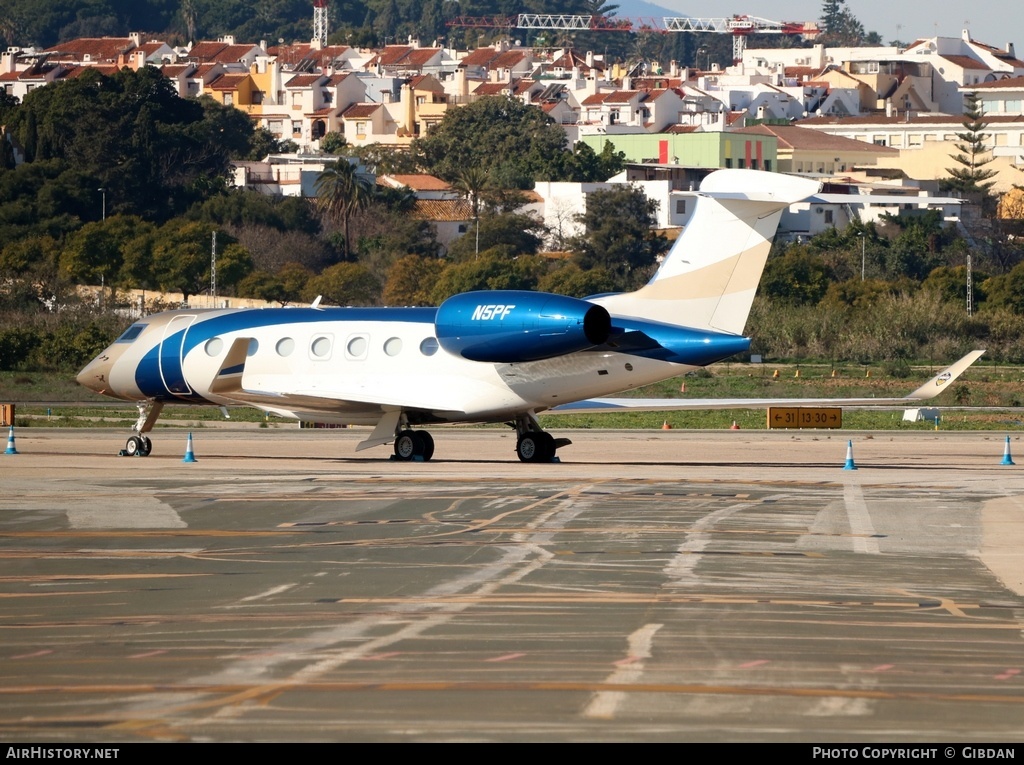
304 261 380 306
382 254 448 306
446 212 546 262
982 262 1024 313
430 253 546 303
314 160 374 260
150 220 219 304
760 244 834 305
942 92 998 208
571 185 668 289
414 96 571 187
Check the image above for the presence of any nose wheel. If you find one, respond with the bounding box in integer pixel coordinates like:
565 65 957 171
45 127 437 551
123 435 152 457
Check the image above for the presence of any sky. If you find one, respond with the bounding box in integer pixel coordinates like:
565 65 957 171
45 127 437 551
651 1 1024 51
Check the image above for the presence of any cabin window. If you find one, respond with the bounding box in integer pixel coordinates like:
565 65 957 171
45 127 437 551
384 337 403 357
247 339 259 356
420 337 439 356
346 335 368 359
276 337 295 357
204 338 224 356
311 336 332 358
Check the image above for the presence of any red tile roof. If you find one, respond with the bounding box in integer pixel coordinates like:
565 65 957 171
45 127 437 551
413 199 473 221
737 123 898 153
341 103 382 118
44 37 135 62
382 174 451 191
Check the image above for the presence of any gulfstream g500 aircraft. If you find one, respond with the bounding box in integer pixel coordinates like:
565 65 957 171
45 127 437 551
76 169 983 462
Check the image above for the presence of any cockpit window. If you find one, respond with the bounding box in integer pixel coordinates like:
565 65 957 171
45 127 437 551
116 324 146 343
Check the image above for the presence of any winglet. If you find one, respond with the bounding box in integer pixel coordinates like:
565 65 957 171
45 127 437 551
906 350 985 401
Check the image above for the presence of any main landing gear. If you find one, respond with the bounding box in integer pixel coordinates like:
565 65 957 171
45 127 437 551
392 429 435 462
513 413 569 463
119 401 163 457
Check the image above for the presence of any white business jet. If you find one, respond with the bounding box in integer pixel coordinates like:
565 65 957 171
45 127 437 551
76 169 983 462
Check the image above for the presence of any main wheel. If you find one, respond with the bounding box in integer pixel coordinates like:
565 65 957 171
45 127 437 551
394 430 423 461
140 436 152 456
125 436 143 456
414 431 434 462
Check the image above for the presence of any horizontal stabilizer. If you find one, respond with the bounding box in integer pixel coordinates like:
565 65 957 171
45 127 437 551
549 351 985 415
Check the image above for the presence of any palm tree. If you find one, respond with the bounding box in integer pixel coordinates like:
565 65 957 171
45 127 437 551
314 160 373 261
451 167 492 259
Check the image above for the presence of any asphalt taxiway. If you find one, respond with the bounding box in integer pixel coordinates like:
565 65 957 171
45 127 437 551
1 427 1023 742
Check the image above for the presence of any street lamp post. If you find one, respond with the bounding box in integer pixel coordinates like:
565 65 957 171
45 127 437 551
98 188 106 221
859 232 866 281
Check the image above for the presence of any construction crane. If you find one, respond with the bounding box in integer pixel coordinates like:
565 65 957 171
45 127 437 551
447 13 819 61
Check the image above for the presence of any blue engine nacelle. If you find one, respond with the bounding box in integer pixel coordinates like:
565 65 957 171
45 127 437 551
435 290 612 363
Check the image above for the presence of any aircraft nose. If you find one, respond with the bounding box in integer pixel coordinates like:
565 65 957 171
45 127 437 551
76 352 114 394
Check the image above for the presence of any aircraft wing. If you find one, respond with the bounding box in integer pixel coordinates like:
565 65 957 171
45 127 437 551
548 350 985 414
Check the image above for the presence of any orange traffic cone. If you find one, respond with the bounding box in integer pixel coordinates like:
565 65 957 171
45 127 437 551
730 421 740 430
662 420 672 430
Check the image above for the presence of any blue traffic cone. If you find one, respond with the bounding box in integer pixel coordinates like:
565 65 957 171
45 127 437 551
1001 436 1015 466
182 432 197 463
842 440 857 470
4 425 18 455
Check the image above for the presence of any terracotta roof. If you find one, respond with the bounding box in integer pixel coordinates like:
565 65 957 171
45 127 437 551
413 199 473 221
341 103 382 118
799 113 1024 126
208 73 248 90
377 46 414 66
939 55 990 70
736 123 898 153
632 76 684 89
461 48 500 67
159 64 193 77
304 107 335 117
404 48 441 67
662 125 699 133
285 74 323 87
382 174 451 191
473 81 513 95
61 64 118 79
44 37 135 62
407 74 445 92
490 51 527 69
972 76 1024 90
581 93 609 105
604 90 644 104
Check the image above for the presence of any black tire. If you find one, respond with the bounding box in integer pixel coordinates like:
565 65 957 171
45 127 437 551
414 431 434 462
537 432 555 462
394 430 422 461
125 436 143 456
140 436 152 456
518 432 556 463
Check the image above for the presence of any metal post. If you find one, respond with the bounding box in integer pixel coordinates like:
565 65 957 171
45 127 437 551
966 251 973 316
860 233 865 281
211 231 217 304
98 188 106 221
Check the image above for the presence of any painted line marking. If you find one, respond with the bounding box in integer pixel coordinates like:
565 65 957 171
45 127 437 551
486 653 526 663
739 660 770 669
12 650 53 659
995 669 1021 680
129 650 168 659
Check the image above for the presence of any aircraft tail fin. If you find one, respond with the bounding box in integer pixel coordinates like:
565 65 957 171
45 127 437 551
592 169 820 334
